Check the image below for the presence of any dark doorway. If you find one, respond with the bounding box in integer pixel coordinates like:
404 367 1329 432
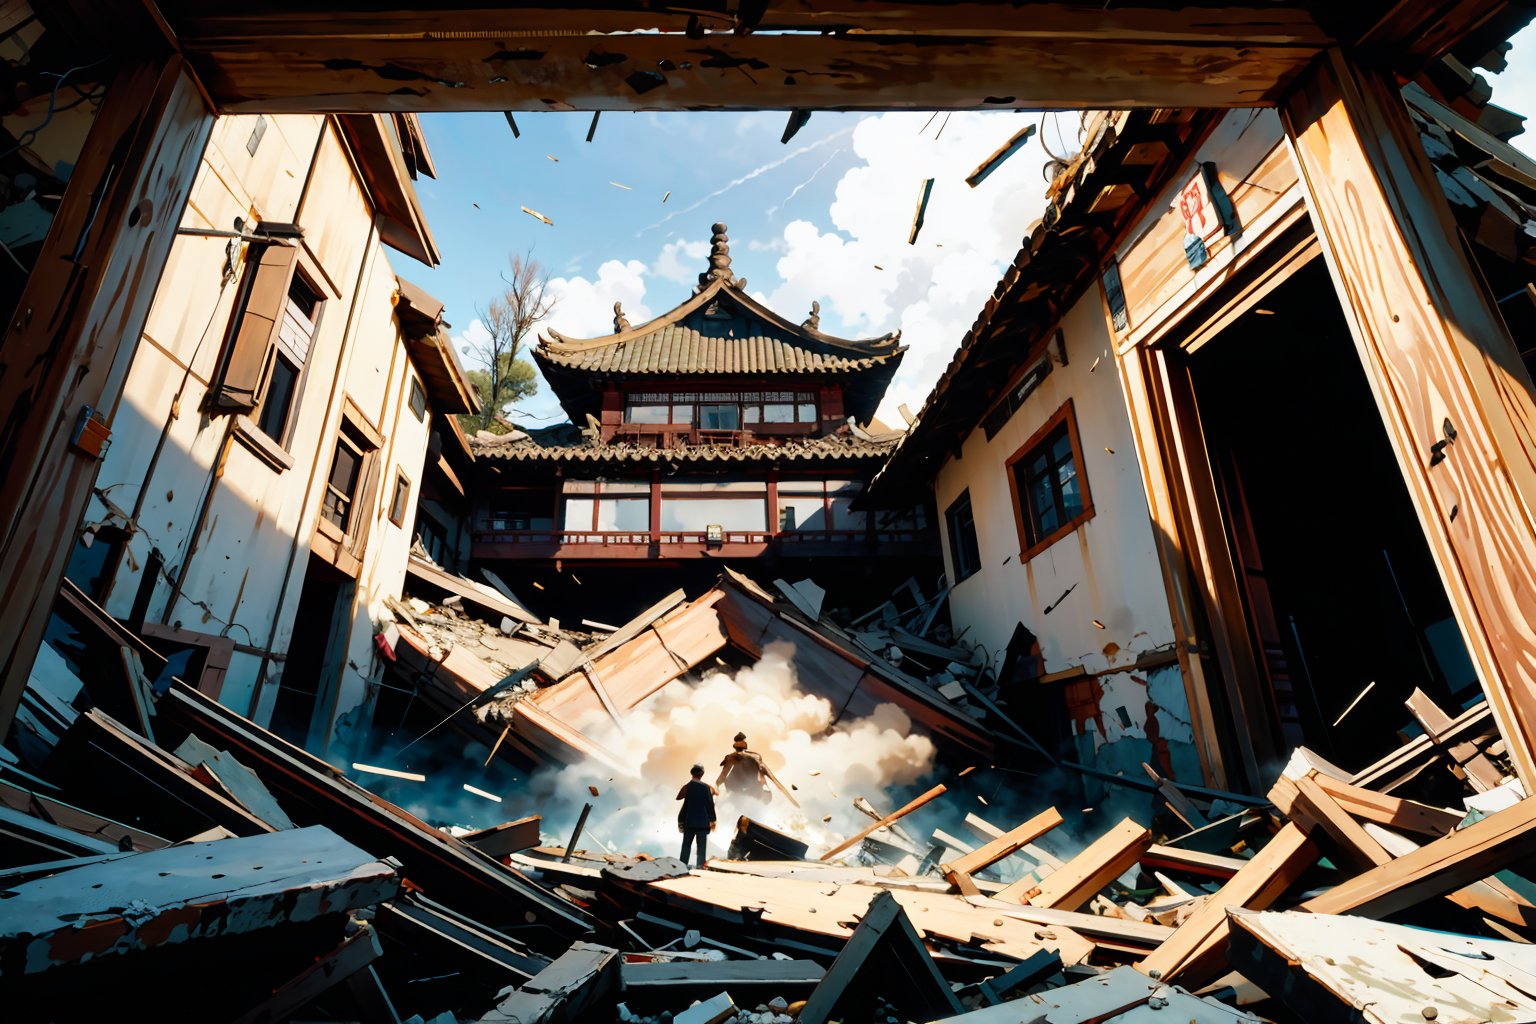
1186 258 1477 767
269 555 352 747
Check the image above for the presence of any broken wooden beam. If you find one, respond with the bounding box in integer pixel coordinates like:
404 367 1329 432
1136 821 1318 988
1303 797 1536 917
157 682 592 943
797 889 963 1024
1306 772 1465 838
942 806 1062 893
1405 687 1505 791
966 123 1038 188
461 814 543 860
477 940 619 1024
1001 817 1152 911
619 957 825 998
0 825 397 975
230 921 384 1024
820 784 947 861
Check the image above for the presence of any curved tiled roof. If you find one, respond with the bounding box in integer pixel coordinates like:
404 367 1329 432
535 277 902 376
473 425 896 465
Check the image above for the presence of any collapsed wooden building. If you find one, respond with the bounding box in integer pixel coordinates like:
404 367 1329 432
5 1 1536 1022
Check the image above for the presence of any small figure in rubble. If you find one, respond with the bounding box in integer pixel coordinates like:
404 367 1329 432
676 763 717 868
717 731 774 803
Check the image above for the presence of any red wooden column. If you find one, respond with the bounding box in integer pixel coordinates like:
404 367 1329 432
1283 49 1536 783
0 55 215 738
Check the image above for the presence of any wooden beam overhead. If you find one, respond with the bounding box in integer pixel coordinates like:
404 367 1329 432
159 0 1536 114
177 30 1322 113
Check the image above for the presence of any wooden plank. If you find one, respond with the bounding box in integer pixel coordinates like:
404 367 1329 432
0 779 168 853
620 957 824 994
1144 762 1208 831
1309 773 1465 838
1406 687 1505 791
477 941 619 1024
580 589 687 661
1283 50 1536 786
461 815 543 860
820 785 947 861
1137 822 1318 987
1003 818 1152 910
184 26 1325 115
231 921 383 1024
0 826 397 974
1303 797 1536 917
1280 773 1393 872
158 682 592 943
1141 845 1248 880
0 57 213 742
797 889 963 1024
940 810 1062 884
1350 700 1495 792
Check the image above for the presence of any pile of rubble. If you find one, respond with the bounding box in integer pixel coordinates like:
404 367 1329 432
3 571 1535 1023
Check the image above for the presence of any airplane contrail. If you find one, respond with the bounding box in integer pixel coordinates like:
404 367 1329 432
640 125 855 235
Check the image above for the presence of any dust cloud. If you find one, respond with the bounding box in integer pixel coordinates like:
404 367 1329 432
527 642 938 858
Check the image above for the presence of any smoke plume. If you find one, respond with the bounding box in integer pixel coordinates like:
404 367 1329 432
528 643 938 858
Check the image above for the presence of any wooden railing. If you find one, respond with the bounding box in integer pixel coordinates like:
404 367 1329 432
472 528 929 556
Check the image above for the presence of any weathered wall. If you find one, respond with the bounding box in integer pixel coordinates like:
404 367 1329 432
931 296 1200 784
75 113 438 760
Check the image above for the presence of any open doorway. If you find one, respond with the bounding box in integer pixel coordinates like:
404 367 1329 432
269 554 354 747
1185 258 1477 767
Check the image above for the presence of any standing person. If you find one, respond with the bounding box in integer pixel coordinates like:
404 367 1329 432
717 731 773 803
676 763 717 868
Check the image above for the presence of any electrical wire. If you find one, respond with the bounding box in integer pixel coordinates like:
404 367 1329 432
0 57 110 162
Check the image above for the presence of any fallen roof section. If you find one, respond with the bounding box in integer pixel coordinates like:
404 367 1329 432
0 825 397 976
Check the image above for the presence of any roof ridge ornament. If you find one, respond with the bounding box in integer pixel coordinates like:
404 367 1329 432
696 221 736 292
802 300 821 331
613 301 631 332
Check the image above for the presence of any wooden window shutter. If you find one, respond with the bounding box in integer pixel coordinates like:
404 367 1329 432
345 448 383 556
212 244 299 410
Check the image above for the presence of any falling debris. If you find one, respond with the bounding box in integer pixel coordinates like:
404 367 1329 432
908 177 935 245
662 190 671 203
781 109 812 144
351 762 426 782
463 782 502 802
586 110 601 142
807 769 821 777
588 785 601 797
521 205 554 226
966 123 1039 188
1091 619 1106 630
503 111 520 138
546 154 559 162
609 181 632 190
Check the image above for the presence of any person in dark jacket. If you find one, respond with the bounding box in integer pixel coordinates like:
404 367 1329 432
676 763 717 868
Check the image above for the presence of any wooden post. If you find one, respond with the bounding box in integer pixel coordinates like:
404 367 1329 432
0 55 214 739
1000 818 1152 910
1282 49 1536 784
819 784 947 861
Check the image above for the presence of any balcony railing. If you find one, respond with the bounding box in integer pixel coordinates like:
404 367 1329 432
472 528 929 559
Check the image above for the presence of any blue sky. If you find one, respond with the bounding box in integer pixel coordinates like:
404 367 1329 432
406 28 1536 429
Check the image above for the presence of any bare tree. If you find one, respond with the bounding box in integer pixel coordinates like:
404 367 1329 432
461 251 555 432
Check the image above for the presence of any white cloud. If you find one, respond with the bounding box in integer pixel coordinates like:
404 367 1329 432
652 237 709 284
544 258 652 339
759 111 1053 422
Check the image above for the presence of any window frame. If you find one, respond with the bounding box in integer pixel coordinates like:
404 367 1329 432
1005 399 1095 562
407 375 427 421
389 468 412 527
251 270 322 447
944 489 981 583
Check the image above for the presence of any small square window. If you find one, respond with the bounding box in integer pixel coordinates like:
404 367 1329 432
945 490 980 583
1007 401 1093 558
389 470 411 526
408 376 427 421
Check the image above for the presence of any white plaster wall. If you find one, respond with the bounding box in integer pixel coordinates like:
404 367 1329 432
931 294 1198 781
82 115 431 734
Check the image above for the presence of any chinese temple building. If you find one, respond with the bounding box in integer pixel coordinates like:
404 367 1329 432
469 223 933 611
